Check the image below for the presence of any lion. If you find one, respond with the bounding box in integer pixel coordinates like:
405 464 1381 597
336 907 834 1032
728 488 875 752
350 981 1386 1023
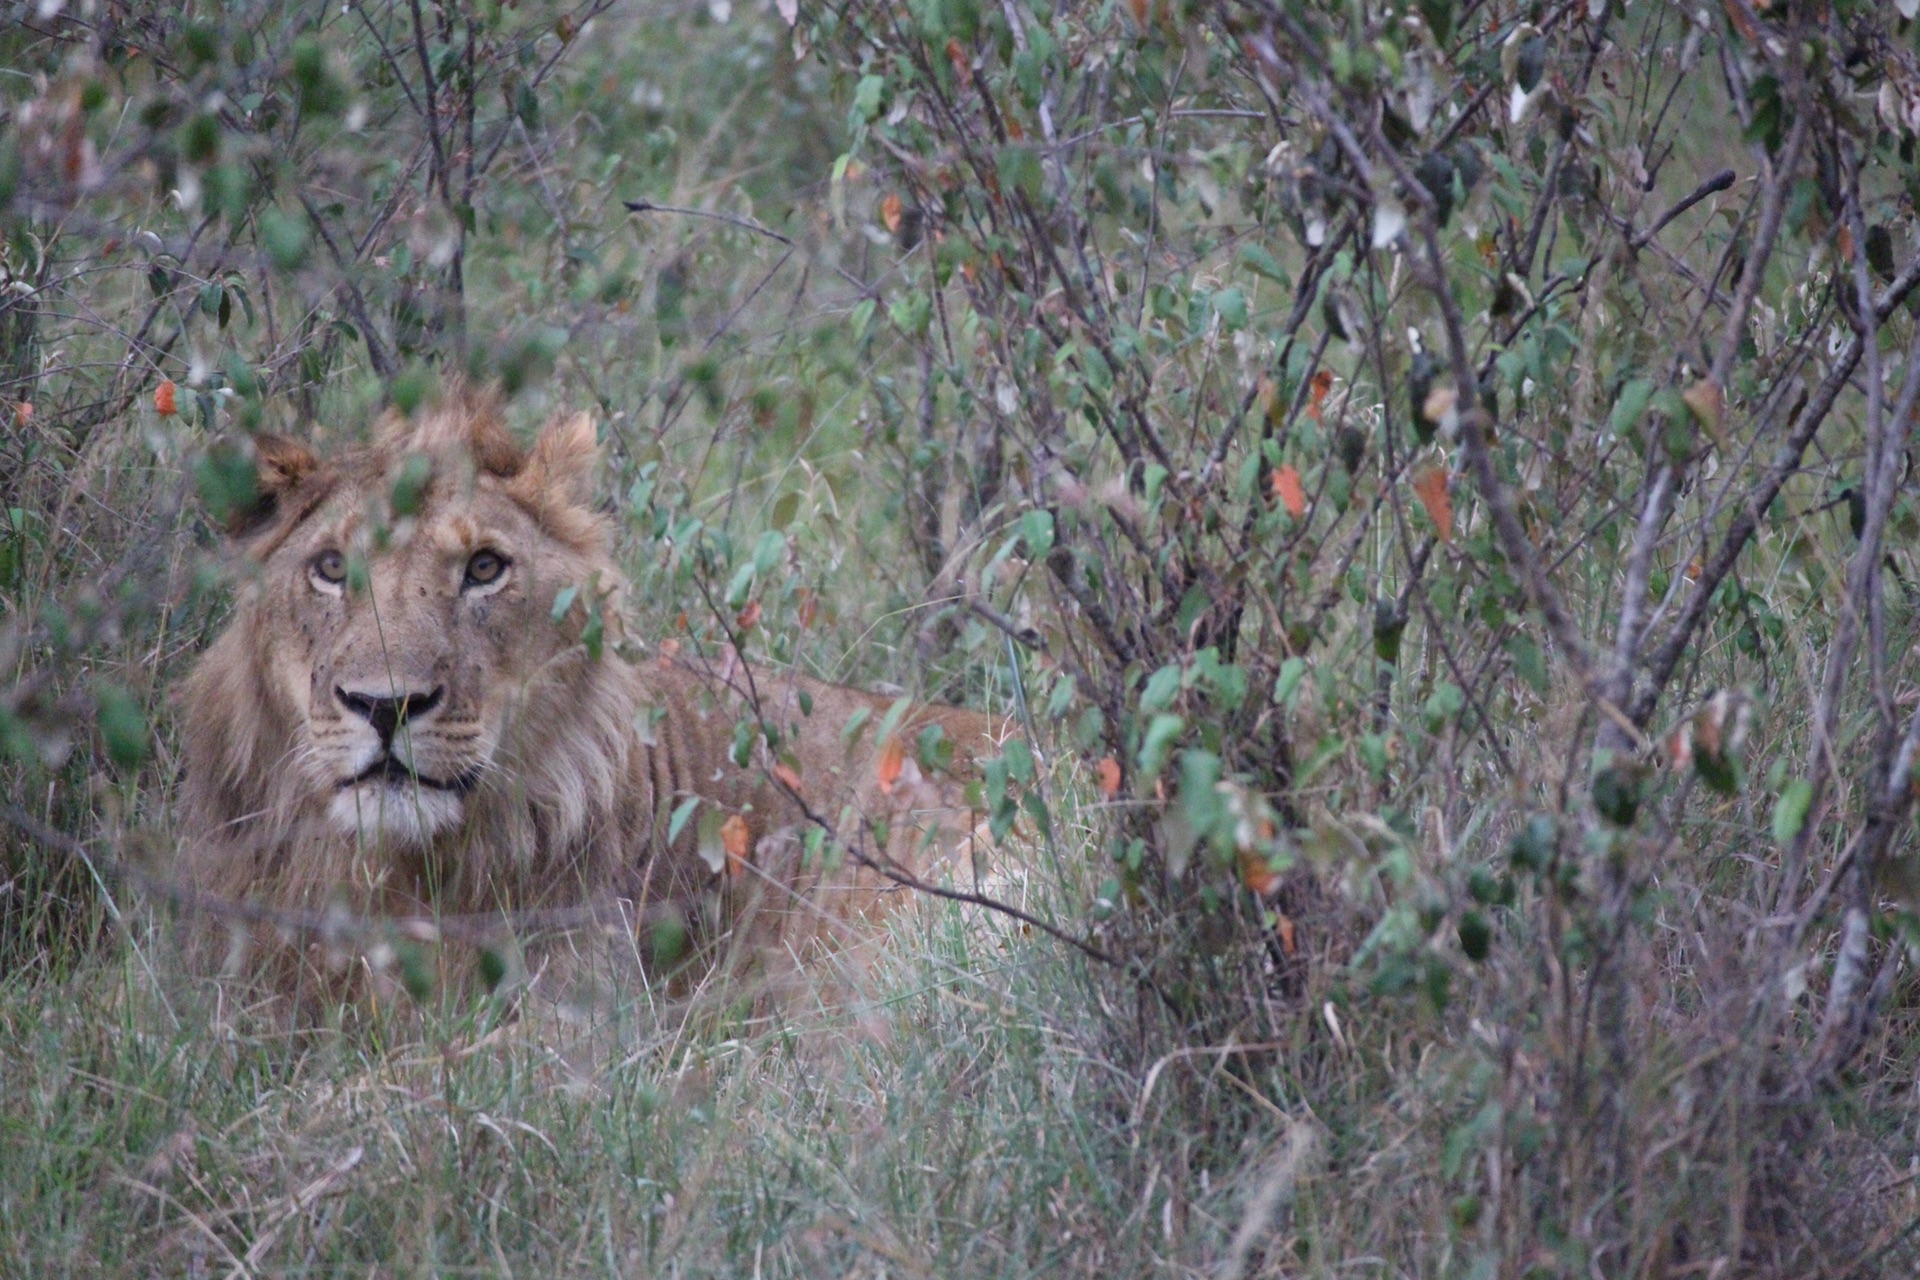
173 385 1007 1012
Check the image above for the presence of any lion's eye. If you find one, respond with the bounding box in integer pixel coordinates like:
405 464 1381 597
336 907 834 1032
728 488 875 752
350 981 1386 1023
463 549 509 589
311 550 346 586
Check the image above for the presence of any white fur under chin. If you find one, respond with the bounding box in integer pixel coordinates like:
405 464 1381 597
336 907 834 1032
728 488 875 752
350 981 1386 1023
327 783 464 845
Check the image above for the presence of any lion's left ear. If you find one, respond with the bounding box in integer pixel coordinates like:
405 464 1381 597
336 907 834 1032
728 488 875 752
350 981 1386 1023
513 411 599 508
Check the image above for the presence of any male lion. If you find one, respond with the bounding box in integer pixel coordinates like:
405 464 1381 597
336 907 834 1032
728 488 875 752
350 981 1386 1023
174 386 1004 1010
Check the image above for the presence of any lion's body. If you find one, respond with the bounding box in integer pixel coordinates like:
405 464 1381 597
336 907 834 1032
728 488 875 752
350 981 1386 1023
174 389 1001 1007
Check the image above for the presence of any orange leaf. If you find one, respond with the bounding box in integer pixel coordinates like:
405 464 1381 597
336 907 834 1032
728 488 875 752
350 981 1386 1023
796 589 818 629
1275 913 1297 955
1306 369 1334 422
735 599 762 631
1272 465 1307 520
1412 467 1453 542
1721 0 1760 40
154 379 177 417
12 400 30 427
1681 378 1727 450
772 761 803 795
1239 847 1284 898
881 193 904 234
1309 369 1335 401
1096 756 1122 797
720 813 753 878
877 735 906 794
946 38 972 88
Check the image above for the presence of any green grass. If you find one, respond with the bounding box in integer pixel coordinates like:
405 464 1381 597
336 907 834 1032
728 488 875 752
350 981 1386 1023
0 887 1266 1278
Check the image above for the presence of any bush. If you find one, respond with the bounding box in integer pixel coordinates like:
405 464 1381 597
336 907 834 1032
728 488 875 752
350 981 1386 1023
8 0 1920 1272
803 0 1920 1269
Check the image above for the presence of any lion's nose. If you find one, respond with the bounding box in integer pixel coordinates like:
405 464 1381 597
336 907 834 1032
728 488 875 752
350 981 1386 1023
336 685 444 748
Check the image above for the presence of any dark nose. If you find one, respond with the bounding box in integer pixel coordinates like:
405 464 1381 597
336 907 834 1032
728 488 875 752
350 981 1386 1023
335 685 444 748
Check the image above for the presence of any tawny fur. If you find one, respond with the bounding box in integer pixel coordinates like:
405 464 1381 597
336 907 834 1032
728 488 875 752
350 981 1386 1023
174 386 1002 1009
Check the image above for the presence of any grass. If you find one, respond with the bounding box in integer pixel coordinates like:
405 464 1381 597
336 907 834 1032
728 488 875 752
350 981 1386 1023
12 2 1920 1275
0 880 1275 1278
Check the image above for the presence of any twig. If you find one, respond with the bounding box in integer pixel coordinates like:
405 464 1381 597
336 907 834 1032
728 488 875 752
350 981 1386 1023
1630 168 1736 249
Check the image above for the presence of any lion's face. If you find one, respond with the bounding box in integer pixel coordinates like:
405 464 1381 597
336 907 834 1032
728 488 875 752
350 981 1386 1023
227 395 611 847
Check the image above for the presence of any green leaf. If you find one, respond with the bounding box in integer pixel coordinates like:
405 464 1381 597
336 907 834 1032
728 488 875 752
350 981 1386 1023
1177 749 1224 847
1458 910 1491 961
1140 663 1182 713
1236 243 1289 283
1003 736 1035 785
1609 378 1655 438
996 146 1044 203
668 796 701 844
290 35 348 115
1273 658 1307 708
396 941 435 1002
696 806 728 874
853 74 886 122
259 208 310 269
550 584 579 622
194 442 259 528
725 560 757 608
97 685 148 768
1508 814 1558 871
478 947 509 991
1019 509 1054 557
1506 634 1548 693
389 452 433 518
1212 288 1248 330
876 696 913 749
917 722 953 771
752 529 785 576
1045 674 1076 720
1772 778 1813 845
1422 682 1465 732
179 112 221 165
1138 713 1185 779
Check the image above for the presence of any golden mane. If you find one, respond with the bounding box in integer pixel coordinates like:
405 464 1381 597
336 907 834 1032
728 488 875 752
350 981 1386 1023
174 387 1000 1012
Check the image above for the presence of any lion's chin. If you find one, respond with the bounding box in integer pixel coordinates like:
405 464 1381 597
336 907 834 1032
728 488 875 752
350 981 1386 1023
327 783 465 845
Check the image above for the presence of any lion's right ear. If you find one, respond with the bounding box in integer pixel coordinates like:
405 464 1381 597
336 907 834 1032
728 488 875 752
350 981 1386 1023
206 434 324 541
512 411 599 509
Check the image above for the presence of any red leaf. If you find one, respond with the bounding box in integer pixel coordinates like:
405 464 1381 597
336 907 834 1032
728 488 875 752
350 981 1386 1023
735 599 762 631
1412 467 1453 542
946 39 973 88
1239 848 1284 898
720 814 752 878
1306 370 1334 422
877 735 906 794
881 193 904 234
772 761 803 795
154 379 178 417
1096 756 1122 797
1272 465 1307 519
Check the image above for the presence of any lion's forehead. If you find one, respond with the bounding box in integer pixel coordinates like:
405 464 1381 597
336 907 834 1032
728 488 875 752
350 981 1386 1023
278 479 534 566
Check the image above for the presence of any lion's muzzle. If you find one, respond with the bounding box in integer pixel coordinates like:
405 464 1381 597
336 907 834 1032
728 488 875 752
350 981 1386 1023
325 678 485 844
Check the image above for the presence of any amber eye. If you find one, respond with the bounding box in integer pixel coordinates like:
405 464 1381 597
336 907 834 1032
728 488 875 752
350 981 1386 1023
463 549 508 589
311 549 346 586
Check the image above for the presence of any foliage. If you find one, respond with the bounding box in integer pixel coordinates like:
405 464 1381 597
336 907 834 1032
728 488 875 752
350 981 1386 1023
802 0 1920 1269
7 0 1920 1273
